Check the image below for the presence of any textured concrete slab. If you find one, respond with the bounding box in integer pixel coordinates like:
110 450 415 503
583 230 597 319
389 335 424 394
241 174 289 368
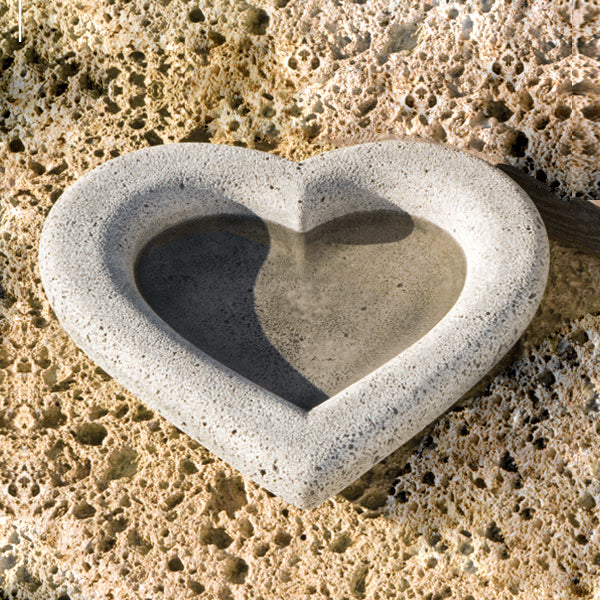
38 140 549 508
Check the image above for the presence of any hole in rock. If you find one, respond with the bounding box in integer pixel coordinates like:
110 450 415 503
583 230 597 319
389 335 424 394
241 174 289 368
136 210 466 410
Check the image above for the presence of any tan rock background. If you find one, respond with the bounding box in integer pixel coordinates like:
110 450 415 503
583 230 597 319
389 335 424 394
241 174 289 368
0 0 599 598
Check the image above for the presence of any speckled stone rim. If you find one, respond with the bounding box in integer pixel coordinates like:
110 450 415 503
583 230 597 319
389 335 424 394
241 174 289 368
39 141 549 509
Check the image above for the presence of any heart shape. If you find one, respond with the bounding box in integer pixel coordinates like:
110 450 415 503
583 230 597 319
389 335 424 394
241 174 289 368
135 211 467 410
39 141 549 508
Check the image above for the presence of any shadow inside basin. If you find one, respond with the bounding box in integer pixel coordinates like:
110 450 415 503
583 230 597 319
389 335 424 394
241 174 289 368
135 210 466 411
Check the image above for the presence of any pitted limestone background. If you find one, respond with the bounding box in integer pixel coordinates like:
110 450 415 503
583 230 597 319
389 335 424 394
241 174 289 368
0 0 599 598
0 0 597 201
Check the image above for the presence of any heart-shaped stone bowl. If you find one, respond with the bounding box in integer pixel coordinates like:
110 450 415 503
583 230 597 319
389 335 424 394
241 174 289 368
39 141 549 509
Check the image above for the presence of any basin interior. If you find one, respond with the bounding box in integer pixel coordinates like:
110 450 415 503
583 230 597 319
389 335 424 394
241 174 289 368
135 210 467 411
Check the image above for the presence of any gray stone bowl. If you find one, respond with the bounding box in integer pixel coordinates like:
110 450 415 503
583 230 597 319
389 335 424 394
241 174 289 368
39 141 549 508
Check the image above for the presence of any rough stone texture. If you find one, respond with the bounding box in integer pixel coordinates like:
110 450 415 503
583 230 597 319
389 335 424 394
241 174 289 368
0 0 598 597
0 0 597 200
0 517 90 598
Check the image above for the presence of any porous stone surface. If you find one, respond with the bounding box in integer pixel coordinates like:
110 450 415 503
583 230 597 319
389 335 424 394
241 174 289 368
38 141 549 509
0 0 598 597
0 517 91 599
0 0 597 202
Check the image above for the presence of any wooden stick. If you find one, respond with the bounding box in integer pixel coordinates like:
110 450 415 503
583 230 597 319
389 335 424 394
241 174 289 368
497 164 600 257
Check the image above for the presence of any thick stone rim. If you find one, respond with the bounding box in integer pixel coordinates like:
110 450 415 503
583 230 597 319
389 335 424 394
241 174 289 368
39 141 549 508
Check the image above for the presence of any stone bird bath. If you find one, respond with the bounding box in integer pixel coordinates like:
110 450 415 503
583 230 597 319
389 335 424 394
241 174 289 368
39 141 549 508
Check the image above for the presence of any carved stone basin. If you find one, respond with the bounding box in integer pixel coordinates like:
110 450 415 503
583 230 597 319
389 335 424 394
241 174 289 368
39 141 549 508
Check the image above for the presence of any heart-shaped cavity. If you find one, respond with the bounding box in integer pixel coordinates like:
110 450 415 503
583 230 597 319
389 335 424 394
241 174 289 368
136 211 466 410
39 141 549 508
